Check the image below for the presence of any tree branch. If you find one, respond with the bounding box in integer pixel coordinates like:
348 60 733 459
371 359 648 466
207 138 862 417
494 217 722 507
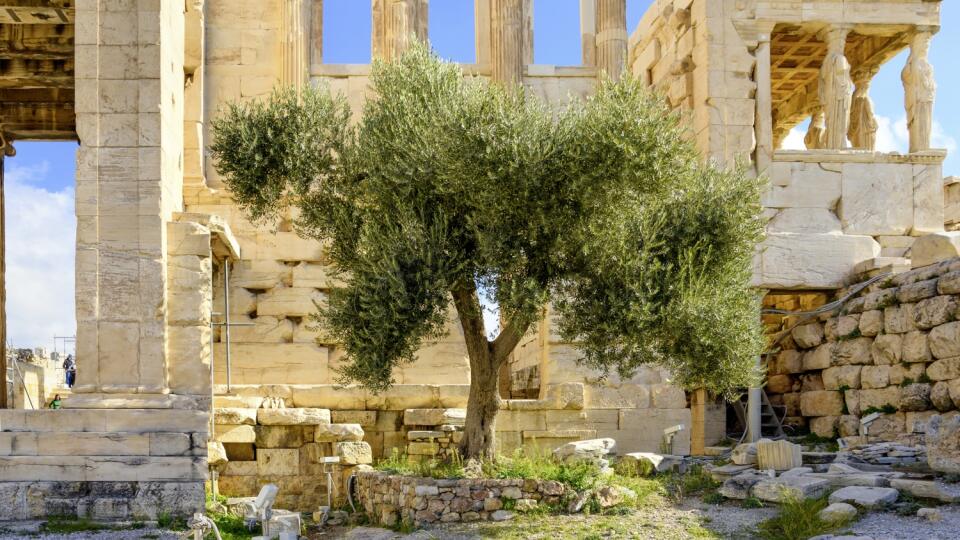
451 283 492 364
492 318 530 365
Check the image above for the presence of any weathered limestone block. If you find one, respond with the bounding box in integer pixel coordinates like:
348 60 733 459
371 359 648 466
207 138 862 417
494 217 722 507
255 426 304 449
208 442 228 470
866 413 906 439
927 357 960 381
777 350 804 374
763 162 841 209
230 260 290 289
256 287 327 318
584 384 650 409
757 440 802 471
871 335 902 365
784 393 802 416
335 442 373 465
615 408 692 455
884 304 917 334
905 410 939 433
315 423 364 442
863 289 898 311
828 486 899 508
845 389 861 416
804 344 834 371
819 502 857 522
938 270 960 295
914 296 957 329
810 416 839 438
889 363 926 386
931 382 955 412
720 471 772 499
257 448 299 476
911 232 960 268
403 409 466 427
292 262 343 289
840 163 914 236
331 411 377 427
860 366 890 389
767 375 794 394
858 310 884 337
754 233 880 289
825 318 840 342
215 425 256 444
793 323 824 349
836 315 861 338
822 366 862 390
838 415 860 437
902 331 932 363
801 373 825 392
897 279 940 303
214 408 257 426
858 387 901 411
752 476 832 503
257 408 331 426
834 338 873 365
230 316 294 343
800 391 844 417
768 208 842 234
650 384 687 409
149 433 192 457
929 322 960 359
890 478 960 503
900 384 932 412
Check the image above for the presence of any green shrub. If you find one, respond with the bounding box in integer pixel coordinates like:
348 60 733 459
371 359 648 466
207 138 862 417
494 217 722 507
862 404 898 415
375 448 466 479
742 496 764 509
756 496 852 540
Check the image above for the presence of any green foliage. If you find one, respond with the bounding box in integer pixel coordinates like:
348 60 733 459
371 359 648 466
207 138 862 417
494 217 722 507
662 465 720 503
863 404 898 415
484 450 602 492
210 41 766 397
756 496 852 540
375 448 466 479
918 372 932 384
206 512 260 540
900 377 915 387
742 496 765 509
836 328 861 341
41 518 107 534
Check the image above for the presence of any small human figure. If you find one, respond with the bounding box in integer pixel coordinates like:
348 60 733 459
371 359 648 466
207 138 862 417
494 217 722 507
50 394 62 409
63 354 76 388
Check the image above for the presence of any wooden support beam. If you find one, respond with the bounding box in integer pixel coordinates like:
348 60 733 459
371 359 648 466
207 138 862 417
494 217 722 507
690 387 707 456
0 6 73 24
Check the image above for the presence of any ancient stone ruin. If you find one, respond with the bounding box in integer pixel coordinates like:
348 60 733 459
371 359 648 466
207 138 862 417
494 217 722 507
0 0 953 527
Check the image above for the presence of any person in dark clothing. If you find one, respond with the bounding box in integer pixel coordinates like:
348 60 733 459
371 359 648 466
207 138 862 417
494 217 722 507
63 354 76 388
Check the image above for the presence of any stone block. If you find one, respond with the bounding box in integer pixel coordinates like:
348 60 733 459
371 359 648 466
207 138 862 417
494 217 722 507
902 331 932 363
256 287 327 318
650 384 686 409
214 408 257 426
889 478 960 503
900 384 932 412
884 305 917 334
754 233 880 289
835 315 860 338
255 426 304 448
834 338 872 365
767 375 794 394
860 366 890 389
792 323 824 348
215 425 255 444
584 384 650 409
257 449 299 476
870 335 902 365
334 442 372 465
403 409 466 427
889 363 926 386
496 410 547 432
927 357 960 381
839 162 913 236
616 409 692 455
911 232 960 267
828 486 898 508
863 289 898 311
929 322 960 359
822 366 861 390
756 440 802 471
257 408 331 426
914 296 957 329
223 461 257 477
803 344 834 371
810 416 839 438
858 388 901 411
800 391 844 417
752 476 832 503
858 310 883 337
897 279 939 303
777 350 804 374
331 411 377 428
819 502 857 523
719 471 772 499
149 433 192 457
291 385 365 409
315 424 364 442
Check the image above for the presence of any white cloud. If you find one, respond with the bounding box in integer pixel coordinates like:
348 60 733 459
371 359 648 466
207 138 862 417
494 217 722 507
4 161 75 352
780 126 807 150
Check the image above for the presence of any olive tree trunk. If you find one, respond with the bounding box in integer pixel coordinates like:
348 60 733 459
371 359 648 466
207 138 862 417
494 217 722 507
451 284 527 460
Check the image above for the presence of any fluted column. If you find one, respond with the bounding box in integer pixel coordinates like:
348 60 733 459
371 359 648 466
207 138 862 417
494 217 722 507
902 29 936 153
818 26 853 149
281 0 308 88
848 67 878 150
373 0 428 61
491 0 524 85
596 0 627 80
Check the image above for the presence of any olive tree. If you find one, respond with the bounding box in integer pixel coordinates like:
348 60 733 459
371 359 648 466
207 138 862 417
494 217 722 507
210 43 766 460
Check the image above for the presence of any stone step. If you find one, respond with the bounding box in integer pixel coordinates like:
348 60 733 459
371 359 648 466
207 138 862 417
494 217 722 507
0 409 209 434
0 455 207 482
0 431 202 457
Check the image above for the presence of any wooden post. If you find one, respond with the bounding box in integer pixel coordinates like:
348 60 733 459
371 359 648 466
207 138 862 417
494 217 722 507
690 387 707 455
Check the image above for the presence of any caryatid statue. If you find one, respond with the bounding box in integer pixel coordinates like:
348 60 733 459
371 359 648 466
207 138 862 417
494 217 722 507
848 67 879 150
902 30 936 153
805 107 826 150
818 27 853 149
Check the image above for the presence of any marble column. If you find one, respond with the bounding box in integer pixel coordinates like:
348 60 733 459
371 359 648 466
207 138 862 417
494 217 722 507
373 0 428 61
596 0 627 80
848 67 878 150
902 29 936 153
754 34 773 173
491 0 524 85
818 26 853 149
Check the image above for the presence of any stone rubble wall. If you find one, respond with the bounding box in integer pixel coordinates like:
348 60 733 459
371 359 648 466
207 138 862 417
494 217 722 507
355 471 566 527
765 257 960 441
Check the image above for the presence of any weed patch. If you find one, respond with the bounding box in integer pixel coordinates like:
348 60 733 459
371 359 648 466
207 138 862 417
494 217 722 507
756 496 852 540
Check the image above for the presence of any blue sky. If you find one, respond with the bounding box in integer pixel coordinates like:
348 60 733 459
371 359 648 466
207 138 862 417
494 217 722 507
4 0 959 346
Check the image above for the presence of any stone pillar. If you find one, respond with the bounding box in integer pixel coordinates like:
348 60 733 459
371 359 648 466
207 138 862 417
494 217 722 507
73 0 185 396
310 0 323 69
580 0 596 67
848 67 878 150
754 33 773 173
818 26 853 150
902 29 936 153
491 0 524 85
372 0 428 61
281 0 309 88
596 0 627 80
805 108 826 150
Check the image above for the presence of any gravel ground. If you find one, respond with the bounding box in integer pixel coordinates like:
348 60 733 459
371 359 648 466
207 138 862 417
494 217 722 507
844 506 960 540
0 529 181 540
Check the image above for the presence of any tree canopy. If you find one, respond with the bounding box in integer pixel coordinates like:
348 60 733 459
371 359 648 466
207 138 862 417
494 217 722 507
211 43 766 458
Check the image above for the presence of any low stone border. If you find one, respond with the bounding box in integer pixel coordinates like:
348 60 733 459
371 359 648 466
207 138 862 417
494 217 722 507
355 471 565 526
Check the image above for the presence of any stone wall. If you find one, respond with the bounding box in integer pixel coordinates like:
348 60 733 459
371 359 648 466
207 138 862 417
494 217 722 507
355 471 566 527
765 257 960 440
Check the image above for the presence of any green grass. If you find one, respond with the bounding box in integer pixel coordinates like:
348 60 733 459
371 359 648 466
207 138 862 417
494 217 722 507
375 448 466 479
661 465 721 503
862 404 898 415
206 512 261 540
41 518 108 534
756 496 853 540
